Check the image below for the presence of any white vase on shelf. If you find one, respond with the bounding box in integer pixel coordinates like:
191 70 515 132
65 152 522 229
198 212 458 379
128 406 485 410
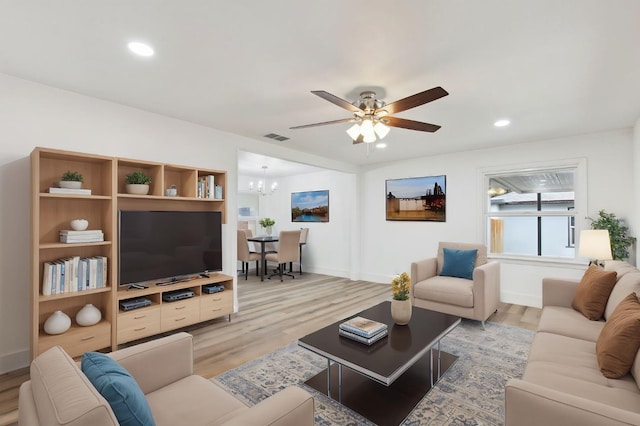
44 310 71 335
70 219 89 230
76 304 102 326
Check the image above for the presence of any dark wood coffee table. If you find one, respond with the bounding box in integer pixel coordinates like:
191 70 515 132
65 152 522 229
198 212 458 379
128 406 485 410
298 301 461 426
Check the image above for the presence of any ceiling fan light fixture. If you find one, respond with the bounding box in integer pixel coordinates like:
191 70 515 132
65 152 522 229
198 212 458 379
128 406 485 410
346 123 361 140
360 119 376 142
374 121 390 139
376 142 387 148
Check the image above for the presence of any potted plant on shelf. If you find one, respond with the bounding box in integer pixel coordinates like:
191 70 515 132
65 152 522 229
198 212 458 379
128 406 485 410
125 171 151 195
59 170 83 189
391 272 412 325
259 217 276 235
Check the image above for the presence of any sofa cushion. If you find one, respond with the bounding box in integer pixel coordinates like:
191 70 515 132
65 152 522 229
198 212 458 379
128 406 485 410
439 248 477 280
536 306 604 342
605 260 639 281
82 352 156 426
30 346 118 426
596 293 640 379
145 375 247 426
524 332 640 412
413 276 474 308
571 265 617 320
604 271 640 320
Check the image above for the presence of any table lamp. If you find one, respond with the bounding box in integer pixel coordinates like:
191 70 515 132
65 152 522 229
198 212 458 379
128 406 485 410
578 229 613 267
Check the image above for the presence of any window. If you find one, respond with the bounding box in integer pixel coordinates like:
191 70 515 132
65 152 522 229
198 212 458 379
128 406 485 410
486 167 577 259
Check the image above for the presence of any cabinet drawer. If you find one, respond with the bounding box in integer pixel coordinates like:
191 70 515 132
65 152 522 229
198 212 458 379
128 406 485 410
38 321 111 358
117 307 161 344
161 298 200 331
200 291 232 321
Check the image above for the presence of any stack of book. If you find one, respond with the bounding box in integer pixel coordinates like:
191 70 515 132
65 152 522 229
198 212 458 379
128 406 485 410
42 255 107 295
59 229 104 243
339 316 388 345
48 187 92 195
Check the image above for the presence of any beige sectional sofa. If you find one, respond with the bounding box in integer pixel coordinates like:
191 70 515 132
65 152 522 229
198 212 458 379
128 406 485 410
19 332 314 426
505 261 640 426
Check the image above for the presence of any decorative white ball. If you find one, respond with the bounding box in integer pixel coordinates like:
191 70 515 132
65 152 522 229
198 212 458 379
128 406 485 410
44 310 71 335
70 219 89 231
76 304 102 326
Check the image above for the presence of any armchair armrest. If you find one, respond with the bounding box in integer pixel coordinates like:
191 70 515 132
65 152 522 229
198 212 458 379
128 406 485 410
471 260 500 317
411 257 437 283
109 332 194 394
219 387 314 426
505 378 640 426
542 278 579 308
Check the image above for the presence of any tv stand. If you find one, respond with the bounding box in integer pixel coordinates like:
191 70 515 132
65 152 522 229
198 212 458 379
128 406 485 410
117 274 233 344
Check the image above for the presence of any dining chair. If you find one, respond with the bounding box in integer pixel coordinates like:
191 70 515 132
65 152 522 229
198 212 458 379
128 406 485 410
266 230 302 281
289 228 309 275
237 229 260 280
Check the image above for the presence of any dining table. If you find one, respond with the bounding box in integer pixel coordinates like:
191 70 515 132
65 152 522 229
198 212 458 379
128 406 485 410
246 235 279 281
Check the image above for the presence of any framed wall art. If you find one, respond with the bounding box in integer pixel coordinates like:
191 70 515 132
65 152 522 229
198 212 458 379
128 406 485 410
291 190 329 222
385 175 446 221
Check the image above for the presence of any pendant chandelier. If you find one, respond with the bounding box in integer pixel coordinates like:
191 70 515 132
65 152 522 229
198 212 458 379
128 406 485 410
249 165 277 195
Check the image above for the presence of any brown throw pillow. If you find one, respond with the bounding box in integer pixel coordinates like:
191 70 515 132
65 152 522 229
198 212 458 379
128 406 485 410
571 265 617 320
596 293 640 378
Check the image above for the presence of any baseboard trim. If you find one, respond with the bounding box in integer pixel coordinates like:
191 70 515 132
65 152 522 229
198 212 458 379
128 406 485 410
501 291 542 309
0 349 29 374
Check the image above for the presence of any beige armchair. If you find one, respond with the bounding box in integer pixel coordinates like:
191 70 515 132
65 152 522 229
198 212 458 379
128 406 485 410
410 242 500 328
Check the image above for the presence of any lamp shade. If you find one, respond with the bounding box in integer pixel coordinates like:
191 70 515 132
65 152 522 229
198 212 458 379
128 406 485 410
578 230 613 261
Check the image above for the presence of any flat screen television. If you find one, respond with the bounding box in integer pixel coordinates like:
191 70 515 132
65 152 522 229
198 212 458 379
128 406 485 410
118 210 222 287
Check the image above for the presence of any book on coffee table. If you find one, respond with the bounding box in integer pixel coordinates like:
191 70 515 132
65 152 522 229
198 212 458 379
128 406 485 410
339 316 387 338
339 327 388 345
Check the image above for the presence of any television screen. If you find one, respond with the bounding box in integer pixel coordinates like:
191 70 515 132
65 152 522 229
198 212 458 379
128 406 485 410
119 210 222 286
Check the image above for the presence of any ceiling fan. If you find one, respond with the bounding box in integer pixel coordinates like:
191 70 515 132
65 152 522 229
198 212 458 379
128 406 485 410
290 87 448 144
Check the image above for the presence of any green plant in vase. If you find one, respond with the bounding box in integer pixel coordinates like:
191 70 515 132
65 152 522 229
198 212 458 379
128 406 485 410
59 170 84 189
259 217 276 235
125 171 151 185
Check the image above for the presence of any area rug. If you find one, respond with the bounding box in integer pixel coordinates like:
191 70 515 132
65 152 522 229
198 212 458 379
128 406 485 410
212 320 534 425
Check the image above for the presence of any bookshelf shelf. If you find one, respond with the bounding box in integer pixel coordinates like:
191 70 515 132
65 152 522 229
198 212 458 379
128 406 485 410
31 147 232 359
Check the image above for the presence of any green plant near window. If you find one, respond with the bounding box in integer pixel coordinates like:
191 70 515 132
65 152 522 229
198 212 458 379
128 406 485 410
587 209 636 260
61 170 83 182
125 171 151 185
259 217 275 228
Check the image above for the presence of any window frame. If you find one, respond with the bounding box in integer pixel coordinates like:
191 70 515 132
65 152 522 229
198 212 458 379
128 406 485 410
481 159 587 263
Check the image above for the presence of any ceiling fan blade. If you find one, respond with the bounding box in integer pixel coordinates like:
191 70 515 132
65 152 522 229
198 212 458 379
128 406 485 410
379 86 449 115
290 117 355 129
352 134 364 144
311 90 363 113
385 116 442 132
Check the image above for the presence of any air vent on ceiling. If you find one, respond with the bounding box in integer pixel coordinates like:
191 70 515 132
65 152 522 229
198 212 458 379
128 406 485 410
263 133 290 142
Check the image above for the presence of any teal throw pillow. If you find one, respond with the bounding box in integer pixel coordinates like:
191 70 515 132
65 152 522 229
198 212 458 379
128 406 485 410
440 248 478 280
81 352 155 426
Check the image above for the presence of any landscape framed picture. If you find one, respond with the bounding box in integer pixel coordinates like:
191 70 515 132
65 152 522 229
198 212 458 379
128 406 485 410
385 175 446 221
291 190 329 222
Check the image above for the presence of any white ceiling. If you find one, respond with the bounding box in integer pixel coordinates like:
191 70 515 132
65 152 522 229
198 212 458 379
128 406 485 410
2 1 640 172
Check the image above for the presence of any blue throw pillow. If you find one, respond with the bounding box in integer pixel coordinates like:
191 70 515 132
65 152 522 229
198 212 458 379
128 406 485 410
81 352 156 426
440 248 478 280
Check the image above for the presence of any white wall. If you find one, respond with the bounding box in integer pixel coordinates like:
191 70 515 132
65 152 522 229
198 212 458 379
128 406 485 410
358 129 634 307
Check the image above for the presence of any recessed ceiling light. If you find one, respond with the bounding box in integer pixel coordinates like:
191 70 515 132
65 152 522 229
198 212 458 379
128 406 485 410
127 41 154 57
376 142 387 148
494 119 511 127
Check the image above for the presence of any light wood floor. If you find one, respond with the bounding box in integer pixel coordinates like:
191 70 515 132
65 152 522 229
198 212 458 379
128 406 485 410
0 271 541 426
